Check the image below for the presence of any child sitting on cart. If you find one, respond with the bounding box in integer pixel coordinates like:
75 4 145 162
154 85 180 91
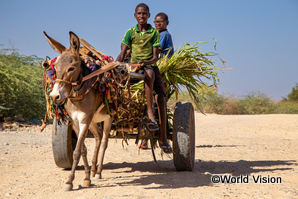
116 3 172 153
154 12 174 58
139 12 175 150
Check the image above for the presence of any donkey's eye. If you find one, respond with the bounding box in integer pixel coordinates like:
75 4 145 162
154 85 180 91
68 67 75 72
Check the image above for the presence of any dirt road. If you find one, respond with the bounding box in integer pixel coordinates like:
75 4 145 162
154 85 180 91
1 114 298 199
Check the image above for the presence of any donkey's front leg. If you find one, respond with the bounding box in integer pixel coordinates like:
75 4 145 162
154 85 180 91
88 122 103 177
81 143 91 187
65 123 88 191
95 116 113 179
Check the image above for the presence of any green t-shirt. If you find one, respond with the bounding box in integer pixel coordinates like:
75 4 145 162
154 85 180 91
121 24 161 64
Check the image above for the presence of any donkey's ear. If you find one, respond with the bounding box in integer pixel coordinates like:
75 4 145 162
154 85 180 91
43 31 67 54
69 31 80 55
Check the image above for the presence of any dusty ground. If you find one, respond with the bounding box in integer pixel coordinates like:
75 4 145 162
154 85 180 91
0 113 298 199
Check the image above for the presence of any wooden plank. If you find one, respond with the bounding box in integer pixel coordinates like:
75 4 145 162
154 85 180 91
81 61 119 82
80 39 109 65
81 46 92 56
79 48 90 59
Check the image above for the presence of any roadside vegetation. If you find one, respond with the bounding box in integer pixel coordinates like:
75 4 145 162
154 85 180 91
0 47 45 121
168 85 298 114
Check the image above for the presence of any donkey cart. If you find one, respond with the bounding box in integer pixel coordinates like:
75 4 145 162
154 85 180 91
43 34 195 175
52 99 195 172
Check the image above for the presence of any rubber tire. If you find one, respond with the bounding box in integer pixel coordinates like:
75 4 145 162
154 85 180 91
172 101 195 171
52 118 77 169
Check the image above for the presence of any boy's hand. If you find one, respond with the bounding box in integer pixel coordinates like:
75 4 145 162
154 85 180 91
138 60 146 67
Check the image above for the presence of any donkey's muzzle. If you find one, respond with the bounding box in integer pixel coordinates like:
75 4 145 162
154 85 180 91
49 89 65 105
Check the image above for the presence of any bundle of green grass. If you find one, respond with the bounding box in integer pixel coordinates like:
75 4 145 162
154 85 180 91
129 41 225 103
157 41 225 106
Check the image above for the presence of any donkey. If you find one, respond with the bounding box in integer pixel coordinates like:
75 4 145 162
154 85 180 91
44 31 114 191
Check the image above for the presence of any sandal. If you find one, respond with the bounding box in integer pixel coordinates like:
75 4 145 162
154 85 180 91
146 121 159 131
160 144 173 153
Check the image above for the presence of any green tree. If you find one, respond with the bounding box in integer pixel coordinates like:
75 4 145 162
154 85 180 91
0 46 45 120
287 83 298 101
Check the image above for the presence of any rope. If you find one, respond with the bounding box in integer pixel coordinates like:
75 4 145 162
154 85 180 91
99 55 114 63
54 78 73 85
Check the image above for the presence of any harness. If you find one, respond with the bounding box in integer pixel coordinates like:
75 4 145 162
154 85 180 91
41 55 143 134
41 56 131 126
54 61 120 100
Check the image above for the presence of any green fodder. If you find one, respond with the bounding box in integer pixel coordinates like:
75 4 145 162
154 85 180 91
0 47 45 120
157 41 226 106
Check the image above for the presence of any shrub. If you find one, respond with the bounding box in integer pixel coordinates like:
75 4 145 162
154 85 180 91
221 94 243 114
170 90 281 115
239 91 275 114
287 83 298 101
0 47 45 121
200 91 225 114
273 100 298 114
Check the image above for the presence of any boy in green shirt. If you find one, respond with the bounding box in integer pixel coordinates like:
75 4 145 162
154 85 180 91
116 3 172 153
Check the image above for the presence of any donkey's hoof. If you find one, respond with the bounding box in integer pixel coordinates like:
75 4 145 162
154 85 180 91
83 180 91 187
91 171 96 178
65 183 73 191
95 174 102 179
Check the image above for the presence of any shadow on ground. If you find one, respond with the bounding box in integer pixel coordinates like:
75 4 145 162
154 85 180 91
96 159 296 189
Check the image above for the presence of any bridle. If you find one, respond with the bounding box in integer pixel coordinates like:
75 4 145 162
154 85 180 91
54 61 84 95
52 59 136 101
54 73 83 90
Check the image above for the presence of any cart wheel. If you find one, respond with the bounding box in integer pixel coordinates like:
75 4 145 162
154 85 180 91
52 118 77 169
172 101 195 171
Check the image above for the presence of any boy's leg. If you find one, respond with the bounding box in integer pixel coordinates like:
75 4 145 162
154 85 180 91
155 93 167 144
144 68 156 123
152 66 173 153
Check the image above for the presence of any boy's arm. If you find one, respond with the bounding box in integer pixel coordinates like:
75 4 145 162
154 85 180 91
138 46 159 66
117 29 132 62
116 43 129 62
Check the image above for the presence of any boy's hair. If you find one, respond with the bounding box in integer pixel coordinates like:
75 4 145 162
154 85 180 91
135 3 149 13
155 12 168 21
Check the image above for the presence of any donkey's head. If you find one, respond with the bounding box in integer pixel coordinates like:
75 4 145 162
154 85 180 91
44 31 82 105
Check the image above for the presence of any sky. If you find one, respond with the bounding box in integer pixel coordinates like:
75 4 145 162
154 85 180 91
0 0 297 100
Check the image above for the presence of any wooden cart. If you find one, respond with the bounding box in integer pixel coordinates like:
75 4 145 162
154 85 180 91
51 39 196 171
